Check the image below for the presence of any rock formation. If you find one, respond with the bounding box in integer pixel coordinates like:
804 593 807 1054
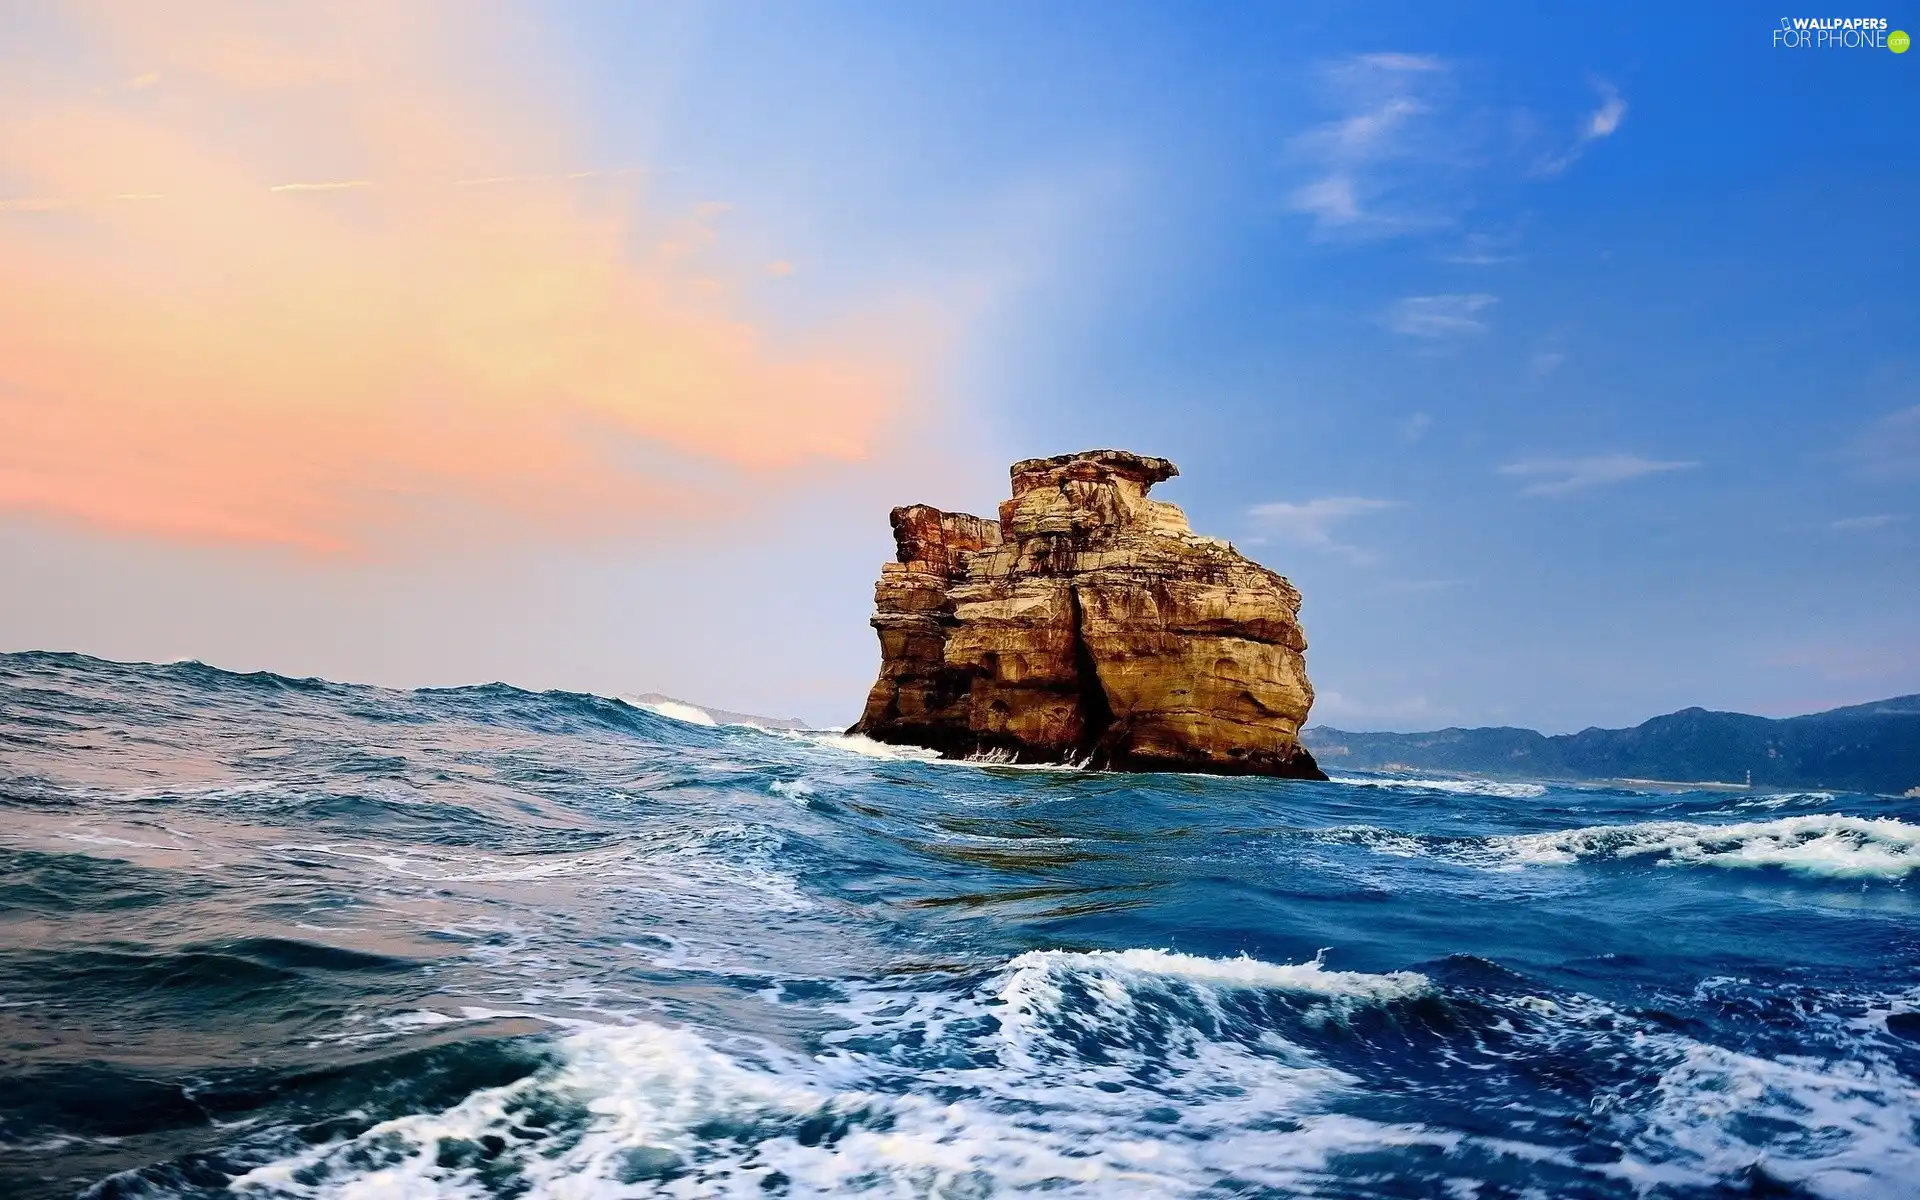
852 450 1325 779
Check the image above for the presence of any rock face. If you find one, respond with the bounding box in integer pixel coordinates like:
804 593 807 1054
853 450 1325 779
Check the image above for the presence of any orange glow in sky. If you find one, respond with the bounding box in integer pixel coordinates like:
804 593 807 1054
0 3 917 553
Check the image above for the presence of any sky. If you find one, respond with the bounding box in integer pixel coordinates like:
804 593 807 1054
3 1 1917 732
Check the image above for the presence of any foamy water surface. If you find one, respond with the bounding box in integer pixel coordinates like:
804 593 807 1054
2 652 1917 1199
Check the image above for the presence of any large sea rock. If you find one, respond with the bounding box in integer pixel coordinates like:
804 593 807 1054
852 450 1325 779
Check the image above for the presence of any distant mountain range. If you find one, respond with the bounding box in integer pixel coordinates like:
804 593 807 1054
1303 696 1920 796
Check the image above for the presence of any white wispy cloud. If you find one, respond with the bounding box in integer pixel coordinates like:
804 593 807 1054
1537 81 1628 175
1497 453 1699 497
1399 412 1433 443
1587 84 1628 138
1290 175 1363 226
10 168 647 212
1849 405 1920 482
267 180 373 193
1385 293 1497 337
1286 53 1457 237
1828 514 1903 532
1247 496 1402 562
1289 63 1627 247
1530 332 1568 376
1440 229 1523 266
1352 52 1446 73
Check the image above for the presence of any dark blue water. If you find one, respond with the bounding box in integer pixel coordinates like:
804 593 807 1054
2 651 1917 1199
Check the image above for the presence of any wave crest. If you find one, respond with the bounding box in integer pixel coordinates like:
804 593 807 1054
1481 814 1920 879
1330 775 1549 799
227 949 1445 1198
1002 947 1431 1006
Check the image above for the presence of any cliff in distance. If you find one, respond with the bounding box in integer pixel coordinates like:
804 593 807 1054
852 449 1325 779
1304 694 1920 795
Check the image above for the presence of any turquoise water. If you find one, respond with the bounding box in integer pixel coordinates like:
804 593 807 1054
2 651 1917 1198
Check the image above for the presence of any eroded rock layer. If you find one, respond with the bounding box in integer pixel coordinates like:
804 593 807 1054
853 450 1325 779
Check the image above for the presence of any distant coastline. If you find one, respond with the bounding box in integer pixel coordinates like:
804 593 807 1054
1305 695 1920 796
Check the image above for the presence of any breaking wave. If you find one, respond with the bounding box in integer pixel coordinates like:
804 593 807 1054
1328 774 1550 799
1318 812 1920 881
210 947 1920 1199
631 697 719 727
222 949 1453 1198
1478 814 1920 879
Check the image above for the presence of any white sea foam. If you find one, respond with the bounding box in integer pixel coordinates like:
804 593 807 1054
1330 775 1549 799
633 698 718 727
271 822 815 909
801 731 1088 772
960 747 1090 771
1699 791 1845 816
55 830 179 851
1002 947 1433 1010
1478 985 1920 1199
229 949 1457 1198
212 942 1920 1198
800 731 946 763
230 1018 1334 1197
1316 823 1439 858
1739 790 1838 808
1478 814 1920 879
377 1008 463 1031
1617 1036 1920 1198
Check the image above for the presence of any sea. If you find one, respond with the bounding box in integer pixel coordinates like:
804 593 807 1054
2 650 1917 1199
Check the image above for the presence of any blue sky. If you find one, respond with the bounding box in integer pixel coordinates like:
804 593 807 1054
3 2 1916 731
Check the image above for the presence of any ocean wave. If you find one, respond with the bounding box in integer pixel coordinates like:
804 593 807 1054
1477 814 1920 879
224 951 1453 1198
1735 790 1839 808
1001 947 1432 1008
1310 823 1449 859
11 651 1920 1198
631 697 718 727
1624 1037 1920 1198
272 822 816 910
1320 813 1920 880
799 730 946 763
1329 774 1549 799
215 949 1920 1199
800 730 1100 772
223 1017 1274 1197
976 948 1441 1124
1456 986 1920 1199
1697 790 1843 816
